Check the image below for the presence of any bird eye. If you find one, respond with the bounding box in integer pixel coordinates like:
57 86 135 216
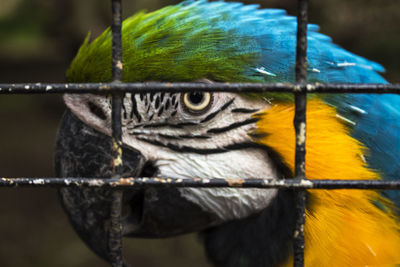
181 92 213 114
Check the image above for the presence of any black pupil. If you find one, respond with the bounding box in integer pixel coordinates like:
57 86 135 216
189 92 204 105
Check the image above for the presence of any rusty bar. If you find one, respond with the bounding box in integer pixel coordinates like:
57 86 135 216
2 177 400 189
109 0 124 266
293 0 308 266
1 82 400 94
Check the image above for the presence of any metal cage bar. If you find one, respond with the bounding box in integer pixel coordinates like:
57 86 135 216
109 0 124 266
293 0 308 265
1 82 400 94
3 177 400 190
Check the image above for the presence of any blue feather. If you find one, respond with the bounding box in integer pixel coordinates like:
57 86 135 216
71 0 399 203
181 1 400 205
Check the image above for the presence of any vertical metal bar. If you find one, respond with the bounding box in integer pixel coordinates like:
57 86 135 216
293 0 308 266
109 0 124 266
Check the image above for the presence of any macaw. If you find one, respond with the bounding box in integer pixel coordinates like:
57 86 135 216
54 1 400 266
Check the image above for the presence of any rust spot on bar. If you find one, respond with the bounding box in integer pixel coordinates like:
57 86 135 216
117 178 134 186
33 179 45 185
116 60 123 70
99 85 111 90
2 178 14 184
154 177 167 183
294 230 299 238
300 179 313 188
297 122 306 146
306 84 316 91
227 178 245 187
293 84 302 92
88 179 105 186
112 139 123 167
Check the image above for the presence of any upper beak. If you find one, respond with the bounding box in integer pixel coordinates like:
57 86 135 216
55 109 220 263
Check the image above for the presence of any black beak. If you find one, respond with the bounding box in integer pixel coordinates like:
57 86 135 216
55 110 220 263
55 109 146 262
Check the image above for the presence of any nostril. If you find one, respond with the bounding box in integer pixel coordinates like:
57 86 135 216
87 101 107 120
140 161 158 178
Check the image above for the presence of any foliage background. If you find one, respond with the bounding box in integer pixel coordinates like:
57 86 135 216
0 0 399 266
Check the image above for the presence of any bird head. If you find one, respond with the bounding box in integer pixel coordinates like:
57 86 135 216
56 0 388 264
64 80 285 220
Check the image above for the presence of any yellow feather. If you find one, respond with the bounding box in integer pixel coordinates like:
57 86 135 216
252 99 400 266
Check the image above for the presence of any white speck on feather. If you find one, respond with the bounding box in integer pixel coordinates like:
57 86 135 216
311 68 320 73
336 114 356 126
255 67 276 77
366 243 377 257
337 62 356 67
349 105 367 114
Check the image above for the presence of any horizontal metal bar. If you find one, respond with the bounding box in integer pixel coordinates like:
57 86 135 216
2 177 400 190
1 82 400 94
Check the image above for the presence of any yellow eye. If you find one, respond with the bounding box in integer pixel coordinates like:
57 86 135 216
182 92 213 114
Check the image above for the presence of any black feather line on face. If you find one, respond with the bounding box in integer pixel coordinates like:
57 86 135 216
231 108 260 114
130 121 199 129
207 118 259 134
155 96 160 109
157 106 164 117
136 138 267 155
122 98 128 120
165 99 170 110
248 131 268 140
140 122 183 129
175 122 198 127
171 95 177 106
130 132 210 140
130 94 142 123
200 97 235 123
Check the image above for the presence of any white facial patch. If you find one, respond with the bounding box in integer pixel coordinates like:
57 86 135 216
64 90 279 222
121 138 279 221
170 149 278 221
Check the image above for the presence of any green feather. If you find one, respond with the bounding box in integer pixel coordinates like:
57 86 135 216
68 5 256 82
66 3 295 102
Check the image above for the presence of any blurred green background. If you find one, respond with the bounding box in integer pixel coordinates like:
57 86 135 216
0 0 399 266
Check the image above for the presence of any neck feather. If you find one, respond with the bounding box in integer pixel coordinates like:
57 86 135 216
253 99 400 266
